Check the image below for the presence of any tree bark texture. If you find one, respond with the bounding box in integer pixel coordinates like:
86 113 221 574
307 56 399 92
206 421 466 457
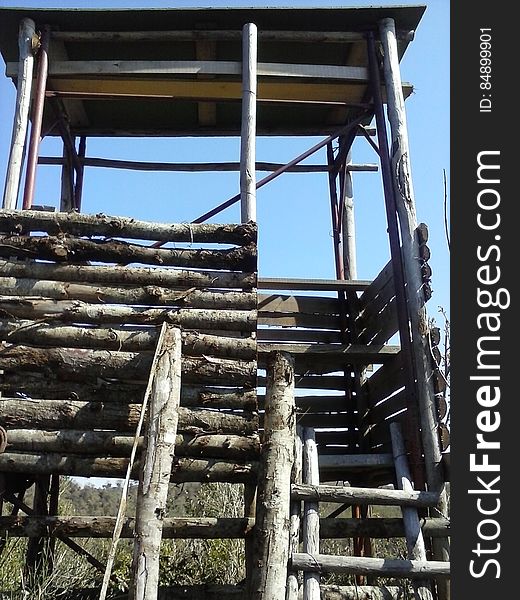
0 210 257 246
5 429 260 460
0 345 256 386
0 399 258 435
0 278 256 309
0 320 256 358
129 325 182 600
250 352 295 599
0 453 257 483
0 259 255 289
0 235 256 271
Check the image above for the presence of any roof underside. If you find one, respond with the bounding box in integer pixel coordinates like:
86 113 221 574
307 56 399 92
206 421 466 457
0 5 426 137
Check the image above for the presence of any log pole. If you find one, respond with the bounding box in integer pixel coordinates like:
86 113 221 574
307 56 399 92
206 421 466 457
378 19 450 599
240 23 257 223
250 352 295 599
59 138 75 211
286 425 303 600
341 150 357 280
130 325 182 600
22 27 50 210
390 423 433 600
2 19 36 210
302 427 320 600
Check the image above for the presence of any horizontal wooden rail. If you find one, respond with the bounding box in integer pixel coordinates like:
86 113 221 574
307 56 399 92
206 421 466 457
291 554 450 579
10 59 371 82
0 209 256 245
38 156 378 174
291 483 439 507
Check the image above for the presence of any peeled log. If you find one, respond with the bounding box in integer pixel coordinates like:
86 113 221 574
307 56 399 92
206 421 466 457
0 278 256 309
0 320 256 359
0 515 255 539
0 259 255 289
5 429 260 460
0 298 256 330
0 210 257 245
0 399 258 435
0 452 257 483
0 235 257 271
291 553 450 579
0 345 257 386
0 377 257 409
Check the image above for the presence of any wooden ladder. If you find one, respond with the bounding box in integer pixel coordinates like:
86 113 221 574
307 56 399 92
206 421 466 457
286 425 450 600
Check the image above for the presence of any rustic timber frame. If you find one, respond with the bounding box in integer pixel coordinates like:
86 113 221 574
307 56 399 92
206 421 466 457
0 5 450 600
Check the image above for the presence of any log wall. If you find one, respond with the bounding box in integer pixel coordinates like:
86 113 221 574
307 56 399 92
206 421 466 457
0 209 258 481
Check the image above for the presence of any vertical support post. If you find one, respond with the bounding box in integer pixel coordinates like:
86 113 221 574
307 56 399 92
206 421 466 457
22 26 50 210
251 352 295 600
74 136 87 211
390 422 433 600
130 325 182 600
341 150 357 280
378 19 450 598
286 425 303 600
367 31 425 492
244 482 257 590
60 139 74 211
25 475 50 578
302 427 320 600
47 474 60 574
240 23 257 223
2 18 36 210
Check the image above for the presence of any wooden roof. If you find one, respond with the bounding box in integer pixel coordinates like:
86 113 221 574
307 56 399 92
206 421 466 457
0 5 425 137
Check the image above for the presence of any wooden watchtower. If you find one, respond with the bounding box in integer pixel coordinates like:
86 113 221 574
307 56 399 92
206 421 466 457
0 6 450 600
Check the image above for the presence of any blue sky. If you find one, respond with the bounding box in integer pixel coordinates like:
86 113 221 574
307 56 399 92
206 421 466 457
0 0 449 318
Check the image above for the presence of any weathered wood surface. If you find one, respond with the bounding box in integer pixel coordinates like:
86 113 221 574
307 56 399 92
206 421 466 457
360 354 405 407
2 19 36 211
319 454 394 471
0 320 256 358
10 59 370 82
0 514 449 540
0 453 257 483
291 483 439 507
319 586 404 600
0 399 258 435
0 377 256 409
0 515 255 539
287 427 303 600
390 423 433 600
0 278 256 309
5 429 260 460
257 328 342 344
291 554 450 579
258 311 340 330
251 352 295 599
379 21 450 596
0 298 256 329
258 344 400 371
0 235 257 271
0 260 256 289
0 346 257 386
319 517 450 540
302 428 320 600
240 23 257 223
258 293 339 315
0 210 257 245
130 325 182 600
